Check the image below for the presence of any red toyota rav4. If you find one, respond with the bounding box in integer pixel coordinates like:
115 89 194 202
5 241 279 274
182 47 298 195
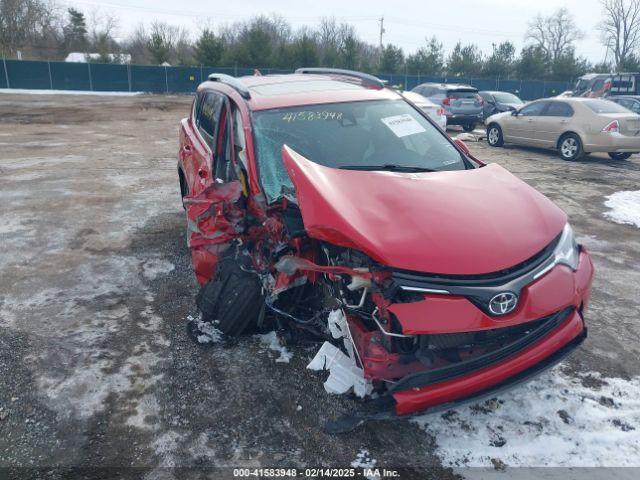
177 69 594 431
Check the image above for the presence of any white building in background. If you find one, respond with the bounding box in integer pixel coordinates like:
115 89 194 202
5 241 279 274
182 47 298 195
65 53 132 64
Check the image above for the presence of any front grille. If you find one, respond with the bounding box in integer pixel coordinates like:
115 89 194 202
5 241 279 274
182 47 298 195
388 307 574 393
392 232 561 288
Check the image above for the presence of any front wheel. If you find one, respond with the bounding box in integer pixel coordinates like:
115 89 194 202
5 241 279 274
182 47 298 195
608 152 633 160
558 133 584 161
462 123 476 132
486 124 504 147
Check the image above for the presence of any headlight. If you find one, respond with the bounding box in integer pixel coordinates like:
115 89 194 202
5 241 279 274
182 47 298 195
553 223 580 271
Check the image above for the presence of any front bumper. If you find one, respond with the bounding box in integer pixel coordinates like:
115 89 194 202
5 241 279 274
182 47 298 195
336 249 593 427
388 250 593 416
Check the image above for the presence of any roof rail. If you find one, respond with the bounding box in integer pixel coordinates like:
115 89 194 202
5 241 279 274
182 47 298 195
207 73 251 99
294 68 386 89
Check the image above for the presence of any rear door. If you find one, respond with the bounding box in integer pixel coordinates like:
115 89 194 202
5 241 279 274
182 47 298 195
536 101 575 146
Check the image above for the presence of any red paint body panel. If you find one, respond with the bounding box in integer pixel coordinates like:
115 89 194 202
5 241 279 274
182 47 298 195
389 250 594 334
392 309 585 416
282 146 567 275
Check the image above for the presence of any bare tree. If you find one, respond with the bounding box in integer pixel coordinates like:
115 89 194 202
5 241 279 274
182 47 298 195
599 0 640 70
526 8 584 62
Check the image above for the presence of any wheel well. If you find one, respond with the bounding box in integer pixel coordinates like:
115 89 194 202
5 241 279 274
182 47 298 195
178 167 187 197
487 122 501 131
556 131 582 150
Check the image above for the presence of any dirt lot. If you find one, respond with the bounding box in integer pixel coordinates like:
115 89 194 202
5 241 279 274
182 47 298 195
1 93 639 479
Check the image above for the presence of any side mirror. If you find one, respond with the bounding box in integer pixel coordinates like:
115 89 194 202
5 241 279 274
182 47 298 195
511 110 519 116
453 138 470 155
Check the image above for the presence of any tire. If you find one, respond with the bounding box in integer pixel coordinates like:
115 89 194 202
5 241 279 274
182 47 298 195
608 152 633 160
462 123 476 132
486 124 504 147
558 133 584 161
196 256 264 337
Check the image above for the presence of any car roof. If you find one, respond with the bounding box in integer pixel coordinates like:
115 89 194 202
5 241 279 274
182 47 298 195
416 82 475 90
197 73 400 111
479 90 517 95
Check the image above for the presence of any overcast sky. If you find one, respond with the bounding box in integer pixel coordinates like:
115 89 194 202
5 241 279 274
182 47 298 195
64 0 609 63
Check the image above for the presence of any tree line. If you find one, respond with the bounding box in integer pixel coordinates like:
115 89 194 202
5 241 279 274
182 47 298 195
2 0 640 81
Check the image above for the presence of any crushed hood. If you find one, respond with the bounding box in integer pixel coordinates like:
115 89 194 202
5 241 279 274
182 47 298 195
281 146 567 275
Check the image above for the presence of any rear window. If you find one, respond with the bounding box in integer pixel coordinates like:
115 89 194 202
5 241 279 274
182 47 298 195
447 90 478 98
492 92 523 104
584 100 631 114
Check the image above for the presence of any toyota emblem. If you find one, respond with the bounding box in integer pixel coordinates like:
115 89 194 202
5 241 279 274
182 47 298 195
488 292 518 315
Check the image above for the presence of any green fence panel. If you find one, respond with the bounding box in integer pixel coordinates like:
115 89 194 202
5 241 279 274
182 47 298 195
496 79 523 96
0 59 8 88
0 59 576 99
50 61 91 90
90 63 129 91
6 59 50 89
167 66 200 93
130 65 166 92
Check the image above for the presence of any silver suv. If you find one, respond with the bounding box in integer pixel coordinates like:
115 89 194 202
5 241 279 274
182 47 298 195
412 83 484 131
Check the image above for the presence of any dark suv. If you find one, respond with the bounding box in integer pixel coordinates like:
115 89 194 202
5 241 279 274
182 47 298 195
411 82 483 131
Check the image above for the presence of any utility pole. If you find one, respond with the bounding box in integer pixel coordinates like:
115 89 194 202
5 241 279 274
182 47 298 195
378 16 385 49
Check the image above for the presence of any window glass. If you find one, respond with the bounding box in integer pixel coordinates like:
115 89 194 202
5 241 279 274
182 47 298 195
519 101 547 116
197 92 223 149
544 102 574 117
584 99 630 114
233 107 248 171
492 92 523 104
253 99 466 202
213 109 238 183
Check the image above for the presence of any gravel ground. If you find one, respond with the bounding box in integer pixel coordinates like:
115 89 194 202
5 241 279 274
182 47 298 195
0 93 639 479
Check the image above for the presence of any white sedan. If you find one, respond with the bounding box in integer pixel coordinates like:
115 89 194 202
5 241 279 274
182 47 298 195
402 91 447 130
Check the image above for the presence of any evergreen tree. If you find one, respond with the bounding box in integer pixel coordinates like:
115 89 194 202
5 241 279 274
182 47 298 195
194 29 224 66
379 44 404 73
63 8 88 52
405 37 444 75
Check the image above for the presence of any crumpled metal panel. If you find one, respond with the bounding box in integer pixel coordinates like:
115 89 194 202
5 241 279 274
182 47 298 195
184 180 244 284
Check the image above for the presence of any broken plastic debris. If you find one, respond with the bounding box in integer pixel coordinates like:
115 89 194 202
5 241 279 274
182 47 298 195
307 342 372 398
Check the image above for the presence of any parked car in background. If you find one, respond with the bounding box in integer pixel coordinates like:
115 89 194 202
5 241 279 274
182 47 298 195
486 97 640 160
412 82 483 131
572 73 611 97
402 91 447 129
609 95 640 114
479 91 525 120
572 72 640 98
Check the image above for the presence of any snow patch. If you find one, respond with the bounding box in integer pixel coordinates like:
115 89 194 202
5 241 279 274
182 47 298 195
0 88 143 96
257 331 293 363
604 190 640 228
142 258 175 280
189 315 223 344
415 369 640 467
351 448 377 468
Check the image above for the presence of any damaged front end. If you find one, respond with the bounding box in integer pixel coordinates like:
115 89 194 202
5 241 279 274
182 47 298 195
187 145 592 432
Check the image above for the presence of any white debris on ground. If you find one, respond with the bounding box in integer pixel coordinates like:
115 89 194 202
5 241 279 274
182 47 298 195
256 331 293 363
351 448 377 468
604 190 640 228
0 88 143 96
414 368 640 467
307 309 373 398
188 315 223 344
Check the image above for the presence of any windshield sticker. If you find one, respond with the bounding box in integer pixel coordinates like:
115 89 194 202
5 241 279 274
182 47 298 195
380 114 426 137
282 111 344 123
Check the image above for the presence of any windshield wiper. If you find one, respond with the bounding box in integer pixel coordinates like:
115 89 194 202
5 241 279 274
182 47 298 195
339 164 437 172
